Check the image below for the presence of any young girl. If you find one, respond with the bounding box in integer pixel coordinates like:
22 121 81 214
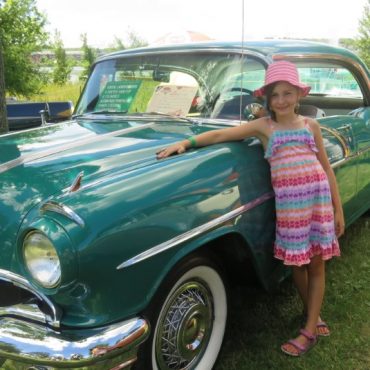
157 60 344 356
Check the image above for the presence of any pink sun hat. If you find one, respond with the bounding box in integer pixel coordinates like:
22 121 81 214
253 60 311 97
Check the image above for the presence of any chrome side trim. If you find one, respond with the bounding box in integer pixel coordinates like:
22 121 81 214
0 269 61 328
320 125 351 158
331 157 350 169
357 144 370 157
0 122 156 175
117 191 275 270
40 201 85 227
327 146 370 168
0 316 149 368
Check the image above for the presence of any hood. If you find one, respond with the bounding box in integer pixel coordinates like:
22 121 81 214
0 117 217 269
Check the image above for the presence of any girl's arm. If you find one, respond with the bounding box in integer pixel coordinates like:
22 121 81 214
157 117 268 158
309 119 345 237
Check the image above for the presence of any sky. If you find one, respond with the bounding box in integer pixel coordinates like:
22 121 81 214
35 0 368 48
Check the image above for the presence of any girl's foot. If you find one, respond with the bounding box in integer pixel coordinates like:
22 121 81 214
302 312 330 336
281 329 318 356
316 321 330 336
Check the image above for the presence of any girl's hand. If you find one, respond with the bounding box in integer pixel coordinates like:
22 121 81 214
334 209 345 238
156 142 188 159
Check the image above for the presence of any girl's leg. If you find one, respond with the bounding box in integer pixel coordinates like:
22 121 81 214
292 265 308 312
292 260 329 335
282 256 326 354
305 255 325 335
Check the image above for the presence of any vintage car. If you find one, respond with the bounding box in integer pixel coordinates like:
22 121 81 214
0 40 369 370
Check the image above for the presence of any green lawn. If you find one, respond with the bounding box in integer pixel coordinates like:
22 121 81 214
216 215 370 370
27 83 83 107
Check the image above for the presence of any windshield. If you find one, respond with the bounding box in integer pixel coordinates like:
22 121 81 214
75 51 266 120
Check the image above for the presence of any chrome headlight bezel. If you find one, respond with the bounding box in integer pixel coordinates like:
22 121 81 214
22 230 61 289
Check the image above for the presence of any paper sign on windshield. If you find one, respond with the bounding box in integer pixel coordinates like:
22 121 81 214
96 80 142 112
146 85 197 116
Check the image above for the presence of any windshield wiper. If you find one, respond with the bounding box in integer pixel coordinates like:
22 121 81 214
144 111 200 125
73 110 128 118
73 110 201 125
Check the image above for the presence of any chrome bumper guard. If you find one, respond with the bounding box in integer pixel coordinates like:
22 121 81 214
0 316 149 369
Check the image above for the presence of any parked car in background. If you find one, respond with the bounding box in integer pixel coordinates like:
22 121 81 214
0 40 369 370
6 100 73 130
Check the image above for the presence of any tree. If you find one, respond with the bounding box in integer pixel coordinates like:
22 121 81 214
108 30 148 52
356 0 370 67
0 0 48 97
52 30 72 85
80 33 97 81
110 36 125 51
0 40 8 134
339 38 357 52
126 29 148 49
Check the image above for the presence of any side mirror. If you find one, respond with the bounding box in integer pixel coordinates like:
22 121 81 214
39 103 50 126
244 103 267 121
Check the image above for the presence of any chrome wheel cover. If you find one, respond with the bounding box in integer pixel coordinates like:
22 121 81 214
155 279 213 369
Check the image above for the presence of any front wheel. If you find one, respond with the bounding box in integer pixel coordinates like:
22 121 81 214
137 257 228 370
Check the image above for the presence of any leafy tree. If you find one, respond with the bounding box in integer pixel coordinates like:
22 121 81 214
52 30 72 85
110 36 125 51
0 0 48 97
80 33 97 81
126 29 148 49
356 0 370 67
0 40 8 134
108 30 148 52
338 38 357 52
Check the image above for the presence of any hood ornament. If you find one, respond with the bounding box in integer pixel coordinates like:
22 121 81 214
69 171 84 193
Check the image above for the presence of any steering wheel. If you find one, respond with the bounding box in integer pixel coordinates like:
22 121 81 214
210 87 257 119
221 87 254 95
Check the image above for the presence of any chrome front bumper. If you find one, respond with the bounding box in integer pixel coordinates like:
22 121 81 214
0 316 149 369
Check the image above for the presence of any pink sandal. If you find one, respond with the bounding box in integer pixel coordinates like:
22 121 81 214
302 312 331 337
316 321 330 337
281 329 318 357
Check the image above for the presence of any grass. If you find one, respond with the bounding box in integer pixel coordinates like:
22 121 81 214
216 214 370 370
26 83 83 107
25 80 157 112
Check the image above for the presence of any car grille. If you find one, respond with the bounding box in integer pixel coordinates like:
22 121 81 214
0 269 61 328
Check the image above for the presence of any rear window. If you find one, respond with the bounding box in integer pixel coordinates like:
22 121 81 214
298 66 362 98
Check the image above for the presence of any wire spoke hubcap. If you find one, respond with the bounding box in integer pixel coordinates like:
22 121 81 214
155 280 213 369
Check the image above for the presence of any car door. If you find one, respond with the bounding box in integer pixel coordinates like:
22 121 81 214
295 60 370 225
320 122 357 223
347 106 370 221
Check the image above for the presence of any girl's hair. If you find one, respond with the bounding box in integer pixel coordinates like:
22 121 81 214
264 83 277 121
264 82 300 121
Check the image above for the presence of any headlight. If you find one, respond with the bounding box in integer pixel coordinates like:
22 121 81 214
23 231 61 288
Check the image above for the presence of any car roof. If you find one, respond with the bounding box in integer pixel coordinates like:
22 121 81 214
98 39 355 62
96 39 370 82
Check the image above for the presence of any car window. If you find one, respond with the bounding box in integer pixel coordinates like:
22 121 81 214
298 66 362 98
222 68 265 92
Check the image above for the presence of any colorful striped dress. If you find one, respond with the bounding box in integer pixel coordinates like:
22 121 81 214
265 119 340 266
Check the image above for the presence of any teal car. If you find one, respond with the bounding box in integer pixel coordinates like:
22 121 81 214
0 40 369 370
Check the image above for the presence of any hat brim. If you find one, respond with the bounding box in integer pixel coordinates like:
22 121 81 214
253 82 311 98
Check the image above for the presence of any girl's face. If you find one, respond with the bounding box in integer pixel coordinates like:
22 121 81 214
269 81 300 117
